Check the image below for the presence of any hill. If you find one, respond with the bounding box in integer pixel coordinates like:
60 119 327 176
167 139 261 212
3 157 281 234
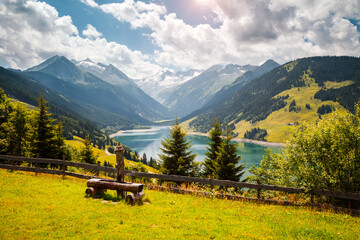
1 169 359 239
0 67 113 142
187 56 360 142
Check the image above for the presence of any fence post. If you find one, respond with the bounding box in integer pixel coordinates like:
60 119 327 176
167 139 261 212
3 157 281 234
115 142 125 198
96 161 101 177
210 174 214 190
62 155 66 179
35 154 40 176
11 157 15 172
256 180 261 200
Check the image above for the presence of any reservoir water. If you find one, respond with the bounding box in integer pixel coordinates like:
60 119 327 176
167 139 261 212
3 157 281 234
113 126 282 176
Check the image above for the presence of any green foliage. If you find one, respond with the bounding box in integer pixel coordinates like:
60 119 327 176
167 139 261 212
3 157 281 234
289 99 296 112
251 103 360 206
159 120 197 176
141 153 148 165
213 126 246 181
107 145 115 154
79 136 97 164
314 83 360 113
244 127 268 141
30 95 61 159
248 149 287 186
202 118 222 177
317 104 334 115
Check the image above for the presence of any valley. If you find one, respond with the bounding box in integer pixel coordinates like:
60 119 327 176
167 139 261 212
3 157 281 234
1 55 360 144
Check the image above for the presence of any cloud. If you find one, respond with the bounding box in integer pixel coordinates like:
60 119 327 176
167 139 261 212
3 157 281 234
80 0 98 8
82 24 102 39
1 0 360 78
87 0 360 69
0 0 162 78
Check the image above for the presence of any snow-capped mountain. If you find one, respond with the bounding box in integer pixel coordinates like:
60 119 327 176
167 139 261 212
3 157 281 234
159 63 257 117
134 68 201 102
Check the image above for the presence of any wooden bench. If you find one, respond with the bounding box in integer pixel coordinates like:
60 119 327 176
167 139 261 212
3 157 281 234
86 178 145 204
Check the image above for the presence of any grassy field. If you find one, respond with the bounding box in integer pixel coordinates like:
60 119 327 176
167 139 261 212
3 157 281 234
65 136 156 173
233 79 353 143
1 169 359 239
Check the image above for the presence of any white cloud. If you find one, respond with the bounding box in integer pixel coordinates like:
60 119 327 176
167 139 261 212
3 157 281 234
88 0 360 69
80 0 98 8
82 24 102 39
0 0 162 78
1 0 360 79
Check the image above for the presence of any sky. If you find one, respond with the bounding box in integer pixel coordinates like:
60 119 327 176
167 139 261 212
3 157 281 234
0 0 360 79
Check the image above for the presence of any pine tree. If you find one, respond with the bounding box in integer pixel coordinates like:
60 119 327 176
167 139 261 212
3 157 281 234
30 95 58 159
142 153 147 165
203 118 222 177
79 136 96 164
213 126 245 181
158 119 197 176
149 157 155 167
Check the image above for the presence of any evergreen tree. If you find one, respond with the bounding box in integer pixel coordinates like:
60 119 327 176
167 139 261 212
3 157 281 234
7 102 29 156
149 157 155 168
203 118 223 177
142 153 147 165
53 123 68 159
79 136 96 164
158 119 197 176
30 95 58 158
134 150 139 162
213 126 245 181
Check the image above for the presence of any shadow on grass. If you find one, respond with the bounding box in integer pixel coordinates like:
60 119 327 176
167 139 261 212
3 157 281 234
85 190 147 206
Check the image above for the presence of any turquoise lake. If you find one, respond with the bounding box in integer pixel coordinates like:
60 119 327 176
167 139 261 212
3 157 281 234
113 126 282 176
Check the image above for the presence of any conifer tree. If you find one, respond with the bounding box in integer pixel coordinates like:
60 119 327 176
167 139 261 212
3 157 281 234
79 136 96 164
158 119 197 176
203 118 222 177
142 153 147 165
149 157 155 168
30 95 58 158
213 126 245 181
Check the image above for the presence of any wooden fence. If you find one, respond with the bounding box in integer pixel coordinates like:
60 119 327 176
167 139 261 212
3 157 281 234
1 154 360 203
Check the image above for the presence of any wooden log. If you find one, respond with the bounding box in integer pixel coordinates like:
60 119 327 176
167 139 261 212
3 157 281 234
125 191 145 204
87 178 143 193
85 187 105 197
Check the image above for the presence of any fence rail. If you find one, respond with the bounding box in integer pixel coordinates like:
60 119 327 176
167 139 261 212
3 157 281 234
1 155 360 202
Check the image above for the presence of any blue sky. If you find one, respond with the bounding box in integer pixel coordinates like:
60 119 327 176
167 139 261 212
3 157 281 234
0 0 360 78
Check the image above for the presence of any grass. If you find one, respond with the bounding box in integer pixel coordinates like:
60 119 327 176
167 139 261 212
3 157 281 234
1 169 359 239
65 137 158 174
234 77 351 143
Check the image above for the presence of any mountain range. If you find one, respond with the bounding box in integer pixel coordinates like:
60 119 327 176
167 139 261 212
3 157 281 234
2 55 359 143
157 64 257 117
186 56 360 142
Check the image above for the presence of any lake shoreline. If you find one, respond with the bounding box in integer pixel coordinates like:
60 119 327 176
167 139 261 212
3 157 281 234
110 128 285 148
186 131 285 147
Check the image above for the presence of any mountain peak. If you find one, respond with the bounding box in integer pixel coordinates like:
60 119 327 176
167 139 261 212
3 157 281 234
27 55 63 71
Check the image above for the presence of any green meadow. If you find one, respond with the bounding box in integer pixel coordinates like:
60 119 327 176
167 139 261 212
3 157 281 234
1 169 359 239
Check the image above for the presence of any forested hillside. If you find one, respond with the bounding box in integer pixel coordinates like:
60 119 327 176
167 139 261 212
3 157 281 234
0 68 113 144
188 56 360 142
